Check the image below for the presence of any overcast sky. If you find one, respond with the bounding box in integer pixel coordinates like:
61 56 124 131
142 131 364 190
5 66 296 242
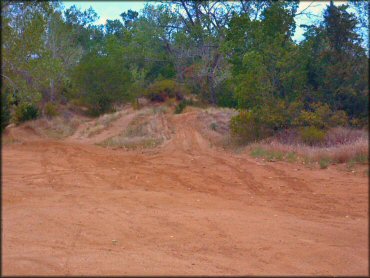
61 1 349 42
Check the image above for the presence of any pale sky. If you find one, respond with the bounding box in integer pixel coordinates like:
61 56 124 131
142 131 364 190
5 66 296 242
61 1 350 42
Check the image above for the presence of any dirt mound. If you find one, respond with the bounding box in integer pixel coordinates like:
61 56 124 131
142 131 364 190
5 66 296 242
194 107 237 148
2 103 368 276
3 123 42 144
67 107 137 145
99 106 173 150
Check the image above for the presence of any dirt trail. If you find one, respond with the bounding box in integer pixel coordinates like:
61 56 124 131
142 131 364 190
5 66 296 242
2 108 368 276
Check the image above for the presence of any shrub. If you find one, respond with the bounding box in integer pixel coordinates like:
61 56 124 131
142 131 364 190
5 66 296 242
131 98 140 110
174 99 188 114
1 90 11 131
44 102 59 118
319 157 331 169
329 110 348 127
250 147 269 158
14 103 39 124
350 153 368 164
300 126 326 146
230 110 272 143
145 79 188 102
295 103 332 129
210 122 218 131
286 152 297 162
72 51 131 115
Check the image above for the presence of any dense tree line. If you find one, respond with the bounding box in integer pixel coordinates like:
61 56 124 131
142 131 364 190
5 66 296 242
1 1 368 137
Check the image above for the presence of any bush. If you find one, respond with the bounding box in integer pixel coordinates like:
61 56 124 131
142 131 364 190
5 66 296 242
230 110 272 143
72 51 131 115
210 122 218 131
14 103 39 124
131 98 140 110
300 126 326 146
329 110 348 127
1 90 11 131
295 103 331 129
44 102 59 118
319 157 331 169
145 79 188 102
174 99 188 114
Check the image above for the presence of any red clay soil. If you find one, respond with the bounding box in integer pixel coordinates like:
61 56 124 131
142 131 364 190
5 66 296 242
2 111 368 275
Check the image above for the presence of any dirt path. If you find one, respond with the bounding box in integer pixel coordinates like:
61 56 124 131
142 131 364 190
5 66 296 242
2 110 368 275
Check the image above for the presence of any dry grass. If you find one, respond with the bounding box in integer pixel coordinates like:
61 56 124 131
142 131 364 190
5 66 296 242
2 136 22 145
247 126 368 168
250 137 368 168
24 116 81 139
196 107 238 148
81 111 122 138
98 109 172 150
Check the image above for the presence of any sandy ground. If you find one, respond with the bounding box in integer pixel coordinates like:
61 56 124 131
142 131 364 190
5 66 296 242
2 109 368 275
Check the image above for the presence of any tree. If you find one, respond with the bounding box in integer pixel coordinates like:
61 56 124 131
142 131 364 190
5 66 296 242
301 2 368 121
72 37 132 115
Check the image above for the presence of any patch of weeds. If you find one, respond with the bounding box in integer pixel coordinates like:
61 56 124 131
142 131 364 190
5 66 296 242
98 136 162 150
250 147 284 162
174 100 188 114
124 119 148 137
33 118 79 139
346 160 356 171
210 122 218 131
303 156 314 165
250 147 268 158
83 112 121 137
273 151 284 161
285 152 297 163
152 106 168 114
319 157 332 169
352 153 368 164
346 153 368 170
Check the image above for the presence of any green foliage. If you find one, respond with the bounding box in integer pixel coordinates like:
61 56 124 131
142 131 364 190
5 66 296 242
329 110 349 127
14 103 39 124
319 158 331 169
145 79 188 102
230 110 272 143
250 147 285 162
210 122 218 131
174 99 188 114
72 48 132 115
349 153 368 165
2 1 367 137
300 126 326 146
294 103 349 129
286 152 297 163
44 102 59 118
1 90 11 131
